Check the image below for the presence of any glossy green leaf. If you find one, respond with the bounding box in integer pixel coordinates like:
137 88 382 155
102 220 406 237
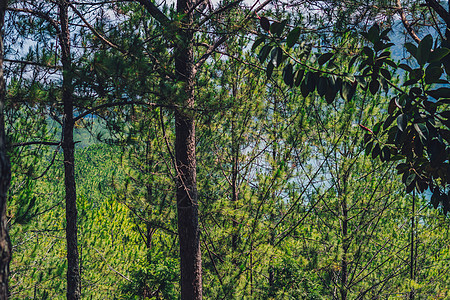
406 173 416 186
405 42 418 59
398 63 413 72
417 34 433 65
403 78 418 86
270 19 287 36
294 68 304 87
396 163 408 172
286 27 301 48
260 17 270 32
426 88 450 99
317 76 328 96
252 36 265 51
365 141 373 156
428 48 450 63
369 79 380 95
373 121 383 135
318 53 333 66
266 61 274 79
388 97 398 114
362 46 374 58
283 63 294 87
380 27 391 39
414 123 429 140
348 55 358 71
397 113 407 132
367 24 380 43
259 44 272 63
270 47 283 67
380 68 391 80
380 146 391 161
425 65 443 84
372 143 381 159
410 87 422 95
325 77 338 104
383 114 396 130
300 72 313 98
383 59 397 68
306 71 317 94
431 190 440 209
378 51 390 60
429 47 450 63
341 81 356 101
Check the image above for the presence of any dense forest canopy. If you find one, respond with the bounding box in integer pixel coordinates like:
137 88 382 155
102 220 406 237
0 0 450 299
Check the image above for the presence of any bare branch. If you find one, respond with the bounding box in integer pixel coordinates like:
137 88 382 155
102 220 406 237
33 144 62 180
91 246 131 281
68 2 128 54
396 0 421 44
7 7 61 34
425 0 450 28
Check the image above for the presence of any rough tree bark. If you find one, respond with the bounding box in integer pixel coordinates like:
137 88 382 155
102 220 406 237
174 0 203 298
58 1 81 299
340 194 348 300
231 84 239 251
134 1 273 298
0 0 11 298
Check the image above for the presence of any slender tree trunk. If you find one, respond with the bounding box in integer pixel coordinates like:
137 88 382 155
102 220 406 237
409 191 415 300
231 127 239 250
175 0 202 299
231 85 238 251
0 1 11 298
269 100 278 291
340 174 349 300
268 218 275 290
146 134 154 251
340 195 348 300
58 1 80 299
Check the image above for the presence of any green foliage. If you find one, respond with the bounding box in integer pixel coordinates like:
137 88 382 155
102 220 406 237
6 1 450 299
120 250 178 299
254 12 450 216
358 26 450 214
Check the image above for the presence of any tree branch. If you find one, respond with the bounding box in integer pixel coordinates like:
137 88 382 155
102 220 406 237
4 58 62 70
68 2 128 55
196 0 242 28
396 0 421 44
73 101 175 122
12 141 61 147
32 144 61 180
91 246 131 281
136 0 171 28
194 0 273 70
7 7 61 34
425 0 450 28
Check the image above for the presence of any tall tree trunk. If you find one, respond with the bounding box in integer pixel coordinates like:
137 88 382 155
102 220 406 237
269 100 278 291
340 195 348 300
0 1 11 298
409 191 416 300
340 174 349 300
231 84 238 251
175 0 202 299
58 1 81 299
